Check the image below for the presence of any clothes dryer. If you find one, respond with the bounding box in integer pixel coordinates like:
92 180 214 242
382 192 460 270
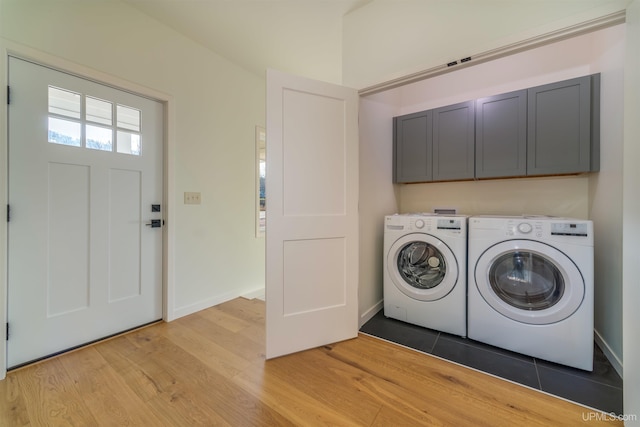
384 213 467 337
467 215 594 370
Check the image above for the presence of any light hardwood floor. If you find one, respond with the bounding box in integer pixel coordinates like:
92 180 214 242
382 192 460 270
0 298 621 426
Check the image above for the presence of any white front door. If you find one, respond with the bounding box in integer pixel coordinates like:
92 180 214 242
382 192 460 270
265 69 359 359
7 57 164 368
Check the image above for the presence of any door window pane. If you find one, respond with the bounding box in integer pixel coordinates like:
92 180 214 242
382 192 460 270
117 105 140 131
117 131 141 155
86 125 113 151
86 97 112 126
47 86 143 156
48 87 80 119
48 117 81 147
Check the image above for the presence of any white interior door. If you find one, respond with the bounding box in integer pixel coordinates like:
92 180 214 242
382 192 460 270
7 57 163 368
265 69 359 359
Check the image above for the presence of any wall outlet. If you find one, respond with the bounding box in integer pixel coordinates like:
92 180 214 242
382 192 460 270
184 192 201 205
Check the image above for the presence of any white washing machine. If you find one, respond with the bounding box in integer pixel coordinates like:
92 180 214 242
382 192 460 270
384 213 467 337
467 215 594 371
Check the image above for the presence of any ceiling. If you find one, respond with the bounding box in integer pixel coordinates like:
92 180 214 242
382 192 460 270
120 0 630 85
121 0 371 81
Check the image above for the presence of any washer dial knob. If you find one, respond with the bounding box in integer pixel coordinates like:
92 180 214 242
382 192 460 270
415 219 425 229
518 222 533 234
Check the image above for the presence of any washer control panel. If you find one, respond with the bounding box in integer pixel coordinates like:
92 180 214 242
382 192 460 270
437 218 462 230
385 214 466 235
517 222 533 234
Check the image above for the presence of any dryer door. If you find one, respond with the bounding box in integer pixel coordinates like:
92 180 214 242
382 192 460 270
475 240 584 325
387 233 458 301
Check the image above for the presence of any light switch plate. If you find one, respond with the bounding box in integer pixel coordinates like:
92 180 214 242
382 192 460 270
184 192 201 205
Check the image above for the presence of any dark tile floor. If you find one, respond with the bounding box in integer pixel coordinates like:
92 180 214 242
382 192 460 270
360 309 623 415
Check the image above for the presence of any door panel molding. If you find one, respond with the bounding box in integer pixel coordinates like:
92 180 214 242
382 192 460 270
266 69 359 359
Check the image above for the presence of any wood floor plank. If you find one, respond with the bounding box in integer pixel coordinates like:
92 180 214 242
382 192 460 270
123 331 289 426
330 334 617 426
15 358 98 426
323 336 538 426
321 338 501 426
155 320 252 379
234 359 372 426
93 334 174 403
0 298 622 426
214 297 266 324
182 310 265 363
371 404 450 427
252 345 389 426
100 332 233 425
236 321 266 345
58 347 165 426
0 371 29 426
195 302 253 333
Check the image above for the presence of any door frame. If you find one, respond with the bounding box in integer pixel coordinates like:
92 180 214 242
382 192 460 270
0 41 177 380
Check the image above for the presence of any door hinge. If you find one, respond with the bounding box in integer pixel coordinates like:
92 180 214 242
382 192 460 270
5 323 8 341
6 86 9 105
6 205 10 222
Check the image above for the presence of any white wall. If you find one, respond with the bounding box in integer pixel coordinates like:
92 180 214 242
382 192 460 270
342 0 630 89
358 91 402 324
623 0 640 422
355 25 626 371
0 0 266 332
588 24 626 375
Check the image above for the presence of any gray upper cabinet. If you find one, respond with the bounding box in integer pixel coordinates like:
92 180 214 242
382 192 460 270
393 110 432 183
527 74 600 176
432 100 475 181
392 73 599 183
475 90 527 179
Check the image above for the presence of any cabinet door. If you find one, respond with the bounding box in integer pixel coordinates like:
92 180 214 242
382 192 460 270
433 100 475 181
527 75 592 175
394 110 432 183
476 90 527 178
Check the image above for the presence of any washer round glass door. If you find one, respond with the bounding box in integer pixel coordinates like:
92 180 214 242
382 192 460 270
475 240 584 324
387 233 458 301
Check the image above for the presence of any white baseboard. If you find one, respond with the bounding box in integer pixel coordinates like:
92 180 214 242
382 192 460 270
241 286 265 300
594 329 623 378
360 299 383 328
171 290 245 320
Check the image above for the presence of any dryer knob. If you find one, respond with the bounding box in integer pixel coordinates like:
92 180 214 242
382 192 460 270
415 219 425 229
518 222 533 234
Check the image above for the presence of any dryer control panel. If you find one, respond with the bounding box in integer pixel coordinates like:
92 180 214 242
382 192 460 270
551 222 589 237
504 218 590 240
469 216 593 246
505 219 543 238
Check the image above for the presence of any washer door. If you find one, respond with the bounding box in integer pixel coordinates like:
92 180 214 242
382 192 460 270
475 240 584 325
387 233 458 301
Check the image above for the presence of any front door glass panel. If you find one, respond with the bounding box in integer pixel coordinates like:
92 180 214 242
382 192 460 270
397 242 447 289
489 251 564 310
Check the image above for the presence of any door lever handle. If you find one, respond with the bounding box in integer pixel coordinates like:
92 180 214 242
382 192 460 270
146 219 162 228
